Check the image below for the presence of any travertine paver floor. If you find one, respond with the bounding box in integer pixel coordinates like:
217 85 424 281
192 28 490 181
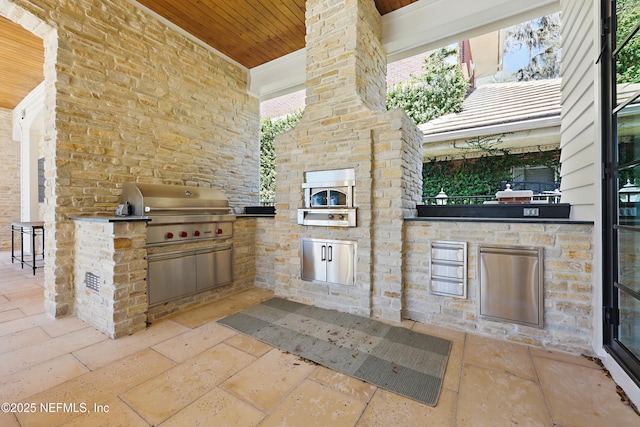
0 252 638 426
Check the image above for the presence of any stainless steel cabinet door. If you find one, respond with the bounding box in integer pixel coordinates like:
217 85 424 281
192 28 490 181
301 239 327 282
148 252 197 305
196 246 233 291
479 245 543 328
301 238 355 286
325 241 355 286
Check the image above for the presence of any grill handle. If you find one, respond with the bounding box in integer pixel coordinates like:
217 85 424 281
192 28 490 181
144 206 230 213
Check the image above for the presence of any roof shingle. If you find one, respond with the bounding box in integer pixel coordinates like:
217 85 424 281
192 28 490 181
420 78 562 137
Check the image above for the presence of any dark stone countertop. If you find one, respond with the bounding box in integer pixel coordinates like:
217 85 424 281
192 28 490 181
69 215 150 223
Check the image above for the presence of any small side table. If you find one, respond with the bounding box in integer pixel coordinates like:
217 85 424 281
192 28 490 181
11 221 44 275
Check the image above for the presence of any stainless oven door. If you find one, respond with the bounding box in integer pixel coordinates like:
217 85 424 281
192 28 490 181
310 188 349 207
305 185 353 208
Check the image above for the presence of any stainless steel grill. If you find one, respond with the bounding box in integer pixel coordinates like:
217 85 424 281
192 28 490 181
120 182 236 306
121 182 235 245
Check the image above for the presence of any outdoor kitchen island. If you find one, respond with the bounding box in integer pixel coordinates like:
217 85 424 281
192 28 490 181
69 214 262 339
403 215 595 355
70 215 149 338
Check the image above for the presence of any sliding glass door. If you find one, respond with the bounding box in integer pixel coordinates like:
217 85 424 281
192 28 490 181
602 0 640 385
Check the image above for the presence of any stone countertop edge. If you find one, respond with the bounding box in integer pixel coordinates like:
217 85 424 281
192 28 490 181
69 215 150 223
405 216 594 225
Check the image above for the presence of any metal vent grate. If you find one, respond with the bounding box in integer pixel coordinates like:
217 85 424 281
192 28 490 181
85 272 100 292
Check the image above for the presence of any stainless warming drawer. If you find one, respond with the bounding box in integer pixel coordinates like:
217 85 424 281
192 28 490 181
478 245 543 328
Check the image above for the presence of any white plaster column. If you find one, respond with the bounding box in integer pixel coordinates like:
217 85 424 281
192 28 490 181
13 83 45 252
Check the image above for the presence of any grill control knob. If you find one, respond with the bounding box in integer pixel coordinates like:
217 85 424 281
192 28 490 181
194 230 201 237
166 232 174 239
180 231 188 238
217 228 223 235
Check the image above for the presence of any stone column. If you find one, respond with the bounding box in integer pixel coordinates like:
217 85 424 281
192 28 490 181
73 218 147 338
273 0 423 322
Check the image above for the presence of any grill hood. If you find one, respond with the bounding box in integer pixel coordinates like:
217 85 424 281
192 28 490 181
121 182 231 216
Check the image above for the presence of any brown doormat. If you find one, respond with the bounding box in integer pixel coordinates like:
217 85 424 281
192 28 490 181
217 298 451 406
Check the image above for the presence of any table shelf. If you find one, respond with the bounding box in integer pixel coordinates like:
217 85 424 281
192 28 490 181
11 221 44 275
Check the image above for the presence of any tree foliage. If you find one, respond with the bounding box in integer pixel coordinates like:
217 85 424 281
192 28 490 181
259 111 302 203
259 47 469 202
616 0 640 83
502 13 562 81
386 47 468 125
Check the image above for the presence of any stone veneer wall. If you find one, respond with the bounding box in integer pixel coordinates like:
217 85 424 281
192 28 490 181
252 213 595 354
0 108 21 250
73 220 147 338
273 0 423 321
255 217 277 289
404 220 594 354
2 1 259 318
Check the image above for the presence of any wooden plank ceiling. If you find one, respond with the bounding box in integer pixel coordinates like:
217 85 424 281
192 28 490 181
136 0 418 68
1 0 416 110
0 16 44 110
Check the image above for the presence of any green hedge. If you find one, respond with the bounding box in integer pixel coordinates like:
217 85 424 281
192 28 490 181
423 147 560 198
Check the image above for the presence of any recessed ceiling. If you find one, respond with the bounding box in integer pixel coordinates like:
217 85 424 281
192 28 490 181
0 16 43 110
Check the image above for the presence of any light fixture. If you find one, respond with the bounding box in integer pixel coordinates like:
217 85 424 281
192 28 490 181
435 188 448 205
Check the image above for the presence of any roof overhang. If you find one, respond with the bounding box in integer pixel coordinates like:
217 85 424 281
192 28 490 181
249 0 561 100
422 116 562 161
422 115 562 143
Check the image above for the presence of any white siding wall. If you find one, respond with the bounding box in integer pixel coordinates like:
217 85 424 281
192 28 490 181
558 0 599 221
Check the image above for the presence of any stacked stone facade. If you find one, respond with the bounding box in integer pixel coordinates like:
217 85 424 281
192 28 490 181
3 0 260 318
254 218 277 288
4 0 600 356
405 220 594 354
0 108 21 250
257 214 596 354
73 219 147 338
273 0 423 321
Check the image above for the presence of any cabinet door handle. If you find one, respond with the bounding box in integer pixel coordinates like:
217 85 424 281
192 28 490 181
328 245 333 262
321 245 326 261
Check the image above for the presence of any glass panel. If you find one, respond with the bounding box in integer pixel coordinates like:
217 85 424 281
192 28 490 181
617 102 640 165
328 190 347 206
618 164 640 223
618 228 640 291
607 0 640 382
311 190 328 207
619 289 640 360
